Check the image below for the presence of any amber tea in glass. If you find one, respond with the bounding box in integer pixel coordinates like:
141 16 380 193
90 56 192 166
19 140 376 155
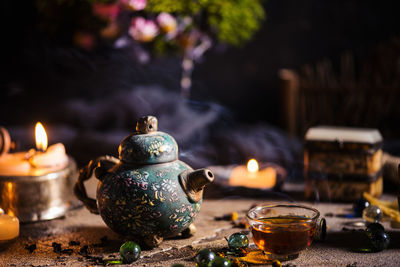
247 204 319 260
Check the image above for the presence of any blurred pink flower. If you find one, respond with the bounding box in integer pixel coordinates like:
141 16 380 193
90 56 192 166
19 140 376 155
92 3 120 21
157 12 177 33
126 0 147 11
129 17 159 42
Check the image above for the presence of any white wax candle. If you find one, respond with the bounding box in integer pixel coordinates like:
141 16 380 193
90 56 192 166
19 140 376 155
0 152 31 176
29 143 68 168
0 124 69 177
229 165 276 189
0 144 68 176
0 212 19 241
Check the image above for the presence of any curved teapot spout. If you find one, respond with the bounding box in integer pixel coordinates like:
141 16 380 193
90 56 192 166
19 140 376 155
179 168 214 203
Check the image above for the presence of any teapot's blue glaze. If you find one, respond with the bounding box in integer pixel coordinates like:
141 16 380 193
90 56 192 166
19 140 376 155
75 116 214 247
97 160 201 238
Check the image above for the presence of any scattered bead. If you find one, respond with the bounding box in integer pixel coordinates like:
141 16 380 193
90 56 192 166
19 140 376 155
362 205 382 223
368 231 390 252
227 233 249 252
365 223 385 237
314 218 327 241
353 198 370 217
208 256 231 267
120 241 141 264
272 260 282 267
365 223 390 252
195 249 216 267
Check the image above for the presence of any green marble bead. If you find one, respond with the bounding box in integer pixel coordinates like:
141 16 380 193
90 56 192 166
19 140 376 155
208 256 231 267
227 233 249 252
365 223 390 252
195 249 216 267
120 241 141 263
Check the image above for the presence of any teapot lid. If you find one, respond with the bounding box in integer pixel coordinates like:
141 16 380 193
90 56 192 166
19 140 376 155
118 116 178 164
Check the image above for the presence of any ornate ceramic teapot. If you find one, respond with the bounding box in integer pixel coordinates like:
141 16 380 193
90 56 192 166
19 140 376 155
74 116 214 247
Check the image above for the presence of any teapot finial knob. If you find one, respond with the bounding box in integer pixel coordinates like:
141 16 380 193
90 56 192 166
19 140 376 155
136 116 158 134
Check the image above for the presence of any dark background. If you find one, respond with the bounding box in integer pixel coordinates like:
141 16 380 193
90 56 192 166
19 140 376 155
2 0 400 126
1 0 400 170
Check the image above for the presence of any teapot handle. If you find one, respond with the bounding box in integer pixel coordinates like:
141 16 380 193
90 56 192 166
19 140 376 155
74 155 120 214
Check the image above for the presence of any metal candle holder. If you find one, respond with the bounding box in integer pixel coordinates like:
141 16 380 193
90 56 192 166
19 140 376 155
0 157 80 222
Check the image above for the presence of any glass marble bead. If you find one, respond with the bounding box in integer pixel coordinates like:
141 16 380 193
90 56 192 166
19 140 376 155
368 231 390 252
365 222 385 238
208 256 231 267
119 241 141 264
315 218 327 241
362 205 383 223
365 223 390 252
195 249 216 267
353 197 370 217
227 233 249 252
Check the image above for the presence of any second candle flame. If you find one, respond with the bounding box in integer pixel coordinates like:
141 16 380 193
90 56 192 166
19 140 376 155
35 122 48 152
247 159 259 173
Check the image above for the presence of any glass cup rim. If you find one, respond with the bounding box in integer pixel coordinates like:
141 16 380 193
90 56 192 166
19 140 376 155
246 203 320 225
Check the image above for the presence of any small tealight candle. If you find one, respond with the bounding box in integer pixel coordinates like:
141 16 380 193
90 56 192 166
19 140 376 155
29 142 68 168
0 208 19 243
0 122 68 176
28 122 68 168
229 159 276 189
0 124 77 223
0 152 31 175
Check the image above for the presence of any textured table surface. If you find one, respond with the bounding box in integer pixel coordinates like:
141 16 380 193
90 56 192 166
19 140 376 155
1 191 400 267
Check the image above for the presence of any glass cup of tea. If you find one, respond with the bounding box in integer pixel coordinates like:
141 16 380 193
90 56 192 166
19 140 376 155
247 204 320 261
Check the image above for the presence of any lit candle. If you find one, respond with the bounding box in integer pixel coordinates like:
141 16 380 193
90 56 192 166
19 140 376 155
28 123 68 168
0 124 77 223
0 122 68 176
229 159 276 189
0 152 31 175
0 208 19 242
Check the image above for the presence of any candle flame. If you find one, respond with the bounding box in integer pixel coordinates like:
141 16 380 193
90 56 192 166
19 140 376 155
35 122 48 152
247 159 259 173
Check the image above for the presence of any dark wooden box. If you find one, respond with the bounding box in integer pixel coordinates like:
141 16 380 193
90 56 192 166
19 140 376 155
304 126 383 201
